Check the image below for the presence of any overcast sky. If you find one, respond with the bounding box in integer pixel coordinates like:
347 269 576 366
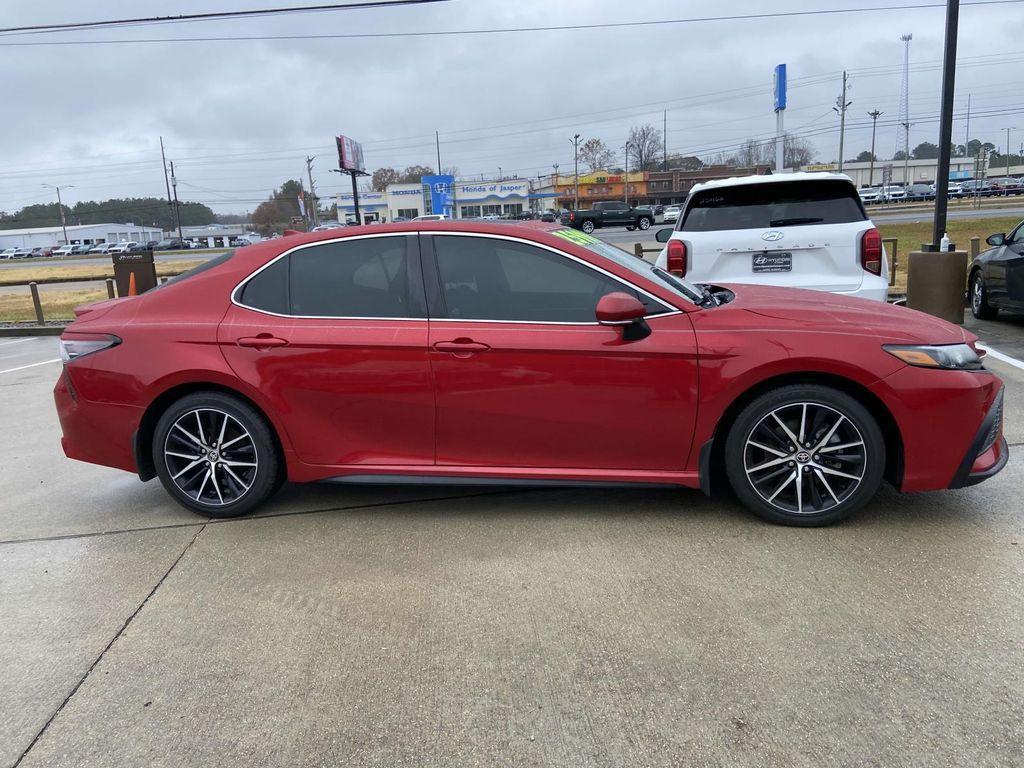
3 0 1024 215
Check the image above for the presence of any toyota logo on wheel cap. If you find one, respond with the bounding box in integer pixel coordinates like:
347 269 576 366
761 230 784 242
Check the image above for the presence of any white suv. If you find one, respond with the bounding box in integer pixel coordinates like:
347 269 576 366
654 173 888 302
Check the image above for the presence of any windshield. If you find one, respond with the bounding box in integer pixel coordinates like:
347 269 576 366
548 228 704 304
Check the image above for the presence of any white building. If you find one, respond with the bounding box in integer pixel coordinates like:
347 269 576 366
336 178 542 223
180 224 257 248
800 158 978 187
0 223 163 249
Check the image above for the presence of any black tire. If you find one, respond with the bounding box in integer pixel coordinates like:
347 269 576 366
626 225 635 231
724 384 885 527
637 216 652 230
970 270 998 320
581 220 596 234
152 391 282 518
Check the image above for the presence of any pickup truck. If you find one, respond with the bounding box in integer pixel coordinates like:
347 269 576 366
561 201 654 234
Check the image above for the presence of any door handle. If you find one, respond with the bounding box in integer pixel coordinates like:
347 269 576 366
433 338 490 356
237 334 288 349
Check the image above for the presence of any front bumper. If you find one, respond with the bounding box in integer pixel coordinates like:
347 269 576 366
949 387 1008 488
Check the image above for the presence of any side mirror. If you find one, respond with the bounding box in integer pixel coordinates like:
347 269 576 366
987 233 1006 246
596 292 646 326
655 227 673 243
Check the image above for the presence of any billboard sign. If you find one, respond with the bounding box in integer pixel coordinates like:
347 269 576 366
774 64 787 112
336 135 365 172
423 174 454 217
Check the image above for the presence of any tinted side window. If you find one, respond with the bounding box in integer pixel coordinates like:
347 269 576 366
240 256 288 314
433 236 655 322
681 180 866 232
289 236 417 318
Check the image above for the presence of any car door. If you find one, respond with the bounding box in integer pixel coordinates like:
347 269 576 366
219 233 435 467
984 221 1024 305
422 231 699 472
606 202 630 225
997 222 1024 307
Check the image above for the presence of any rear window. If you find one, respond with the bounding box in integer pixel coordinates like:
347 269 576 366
152 251 234 291
680 180 866 232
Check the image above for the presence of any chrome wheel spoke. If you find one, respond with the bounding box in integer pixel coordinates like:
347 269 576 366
745 401 866 515
165 407 258 507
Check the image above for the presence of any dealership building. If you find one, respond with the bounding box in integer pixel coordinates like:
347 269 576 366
0 223 164 249
336 177 552 222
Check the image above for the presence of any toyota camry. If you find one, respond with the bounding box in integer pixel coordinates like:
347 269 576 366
54 221 1007 526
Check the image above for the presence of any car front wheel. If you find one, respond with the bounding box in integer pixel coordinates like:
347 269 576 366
970 271 998 320
153 392 282 518
724 385 885 526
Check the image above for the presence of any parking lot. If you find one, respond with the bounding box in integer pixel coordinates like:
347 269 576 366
2 327 1023 767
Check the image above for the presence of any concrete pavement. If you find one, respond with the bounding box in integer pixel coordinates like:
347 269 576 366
1 338 1023 767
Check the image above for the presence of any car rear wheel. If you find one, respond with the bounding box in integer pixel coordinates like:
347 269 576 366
724 385 885 526
153 392 282 518
637 217 652 230
970 271 998 320
581 220 595 234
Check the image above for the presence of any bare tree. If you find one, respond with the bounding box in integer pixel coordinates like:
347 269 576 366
626 124 664 171
579 138 614 173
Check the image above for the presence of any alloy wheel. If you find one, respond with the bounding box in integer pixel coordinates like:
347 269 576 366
163 408 258 507
743 402 867 515
972 277 983 314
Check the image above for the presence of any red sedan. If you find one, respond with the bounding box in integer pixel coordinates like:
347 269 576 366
54 222 1007 526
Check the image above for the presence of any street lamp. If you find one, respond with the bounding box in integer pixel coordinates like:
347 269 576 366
624 142 632 206
41 184 74 244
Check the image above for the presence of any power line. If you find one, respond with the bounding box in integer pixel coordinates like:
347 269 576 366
0 0 450 36
3 1 1023 46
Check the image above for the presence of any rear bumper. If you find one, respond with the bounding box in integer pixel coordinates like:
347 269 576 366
54 367 141 474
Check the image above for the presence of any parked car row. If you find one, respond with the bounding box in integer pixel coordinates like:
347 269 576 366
859 178 1024 204
0 240 167 259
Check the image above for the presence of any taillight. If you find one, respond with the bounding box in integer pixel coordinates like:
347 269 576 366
59 334 121 363
569 211 575 222
667 239 687 276
861 227 883 275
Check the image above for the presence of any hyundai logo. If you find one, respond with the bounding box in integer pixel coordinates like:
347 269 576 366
761 230 784 242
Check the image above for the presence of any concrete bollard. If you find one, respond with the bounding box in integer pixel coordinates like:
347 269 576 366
906 250 968 324
970 236 980 260
29 282 44 325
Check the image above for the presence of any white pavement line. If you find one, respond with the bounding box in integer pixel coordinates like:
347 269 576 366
977 343 1024 372
0 358 60 375
0 338 33 346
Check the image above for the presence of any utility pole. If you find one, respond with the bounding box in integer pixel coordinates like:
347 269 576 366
570 133 581 210
931 0 958 247
902 121 914 186
169 161 183 241
833 71 851 172
1003 126 1011 181
663 110 668 171
159 136 173 230
41 183 73 244
868 110 883 187
624 142 631 206
435 131 442 175
305 156 318 227
963 93 971 156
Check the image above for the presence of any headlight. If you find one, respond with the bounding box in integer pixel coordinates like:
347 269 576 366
883 343 983 370
59 334 121 363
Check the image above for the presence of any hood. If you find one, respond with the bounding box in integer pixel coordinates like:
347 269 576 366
719 283 969 345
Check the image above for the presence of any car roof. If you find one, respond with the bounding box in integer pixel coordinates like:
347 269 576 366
689 171 855 196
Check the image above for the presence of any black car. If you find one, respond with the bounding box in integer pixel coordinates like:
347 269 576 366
969 220 1024 319
154 238 185 250
904 183 935 202
540 211 557 222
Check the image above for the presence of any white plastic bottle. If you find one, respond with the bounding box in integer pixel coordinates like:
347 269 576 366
940 232 951 251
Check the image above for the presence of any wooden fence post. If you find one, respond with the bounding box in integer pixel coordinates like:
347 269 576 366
105 278 115 299
970 236 980 260
634 243 644 259
29 282 44 324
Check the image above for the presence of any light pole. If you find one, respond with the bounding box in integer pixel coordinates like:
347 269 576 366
624 142 632 206
833 71 851 172
41 184 73 244
931 0 959 249
867 110 883 187
1004 127 1015 182
570 134 581 210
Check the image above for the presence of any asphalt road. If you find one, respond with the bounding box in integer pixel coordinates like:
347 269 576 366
1 332 1022 767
